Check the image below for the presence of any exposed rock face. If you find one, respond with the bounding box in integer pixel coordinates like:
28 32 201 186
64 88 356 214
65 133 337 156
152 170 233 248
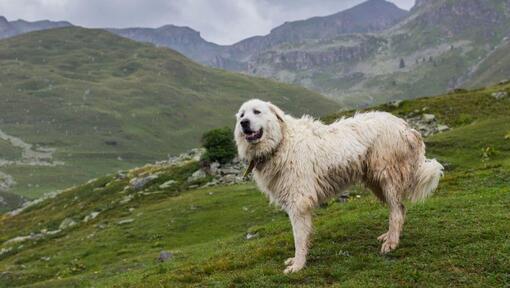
251 36 384 71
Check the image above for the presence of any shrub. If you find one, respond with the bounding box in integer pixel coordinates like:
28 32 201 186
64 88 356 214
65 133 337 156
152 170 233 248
201 127 236 164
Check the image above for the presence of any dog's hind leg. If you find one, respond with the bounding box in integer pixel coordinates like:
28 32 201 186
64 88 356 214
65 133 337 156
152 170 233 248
379 186 406 254
284 209 313 274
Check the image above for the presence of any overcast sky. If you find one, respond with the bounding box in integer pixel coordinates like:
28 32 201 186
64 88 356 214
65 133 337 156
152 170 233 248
0 0 415 45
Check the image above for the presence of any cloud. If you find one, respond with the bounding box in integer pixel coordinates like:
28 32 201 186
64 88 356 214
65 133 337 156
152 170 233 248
0 0 415 45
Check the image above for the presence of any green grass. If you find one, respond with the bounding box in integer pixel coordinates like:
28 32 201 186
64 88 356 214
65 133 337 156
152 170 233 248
0 84 509 287
0 27 339 198
0 139 22 161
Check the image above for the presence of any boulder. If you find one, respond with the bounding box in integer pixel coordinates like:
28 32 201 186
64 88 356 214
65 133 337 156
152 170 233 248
83 211 100 222
422 114 436 122
437 125 450 132
159 180 177 189
59 218 77 230
491 91 508 100
158 251 173 262
129 175 158 191
187 169 207 183
117 218 135 225
246 232 258 240
119 194 134 204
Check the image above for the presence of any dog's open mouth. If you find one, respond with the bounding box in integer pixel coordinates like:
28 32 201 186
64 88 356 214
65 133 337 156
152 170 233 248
245 128 263 142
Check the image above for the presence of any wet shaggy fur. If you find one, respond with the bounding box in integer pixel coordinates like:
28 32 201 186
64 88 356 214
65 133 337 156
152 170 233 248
234 99 443 274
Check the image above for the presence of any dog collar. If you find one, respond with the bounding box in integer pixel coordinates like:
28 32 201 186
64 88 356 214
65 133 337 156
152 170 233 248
243 160 256 179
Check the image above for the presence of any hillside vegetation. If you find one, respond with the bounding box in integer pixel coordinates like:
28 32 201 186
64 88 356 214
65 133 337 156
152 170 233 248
0 83 509 287
0 27 338 199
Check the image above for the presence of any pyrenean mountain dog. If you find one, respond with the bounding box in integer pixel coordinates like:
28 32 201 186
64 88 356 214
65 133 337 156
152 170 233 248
234 99 443 274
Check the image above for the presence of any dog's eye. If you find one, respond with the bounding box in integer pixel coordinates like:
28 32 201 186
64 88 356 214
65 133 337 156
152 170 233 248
253 109 261 115
240 113 244 118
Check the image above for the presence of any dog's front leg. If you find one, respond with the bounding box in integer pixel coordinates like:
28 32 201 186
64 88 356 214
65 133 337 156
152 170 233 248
284 209 312 274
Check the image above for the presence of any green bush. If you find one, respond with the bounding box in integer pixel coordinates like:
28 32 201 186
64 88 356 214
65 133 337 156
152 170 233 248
201 127 236 164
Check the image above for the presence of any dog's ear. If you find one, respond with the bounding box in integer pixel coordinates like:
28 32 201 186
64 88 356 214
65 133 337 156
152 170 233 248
268 102 285 122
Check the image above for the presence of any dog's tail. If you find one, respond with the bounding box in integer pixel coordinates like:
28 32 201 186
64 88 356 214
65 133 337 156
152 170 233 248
408 158 444 203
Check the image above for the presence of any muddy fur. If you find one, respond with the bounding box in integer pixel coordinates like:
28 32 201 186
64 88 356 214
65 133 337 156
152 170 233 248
234 99 443 273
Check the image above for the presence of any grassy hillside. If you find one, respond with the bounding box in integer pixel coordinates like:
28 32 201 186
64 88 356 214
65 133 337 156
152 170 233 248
0 83 509 287
466 41 510 88
0 27 338 199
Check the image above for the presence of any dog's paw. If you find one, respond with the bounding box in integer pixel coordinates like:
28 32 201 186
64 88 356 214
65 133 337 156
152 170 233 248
377 232 388 242
283 258 305 274
284 257 294 266
380 240 398 254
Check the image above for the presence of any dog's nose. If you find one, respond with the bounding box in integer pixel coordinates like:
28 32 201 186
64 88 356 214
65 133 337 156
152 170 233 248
240 119 250 128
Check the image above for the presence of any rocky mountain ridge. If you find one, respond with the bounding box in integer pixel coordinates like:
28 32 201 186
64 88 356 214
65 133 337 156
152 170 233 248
0 16 71 39
110 0 510 107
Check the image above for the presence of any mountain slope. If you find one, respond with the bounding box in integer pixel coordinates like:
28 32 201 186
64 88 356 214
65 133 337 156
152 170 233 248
0 16 71 39
0 27 338 199
215 0 408 64
464 39 510 88
111 0 510 108
240 0 510 106
111 0 408 68
0 83 509 287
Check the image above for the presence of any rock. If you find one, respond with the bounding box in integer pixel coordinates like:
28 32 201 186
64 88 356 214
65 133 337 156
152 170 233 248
246 233 258 240
491 91 508 100
59 218 77 230
437 125 449 132
116 171 128 180
0 247 13 257
157 251 173 262
96 223 107 229
5 235 34 244
187 169 207 183
159 180 177 189
6 229 63 245
209 161 221 175
167 148 205 165
221 174 242 184
337 191 350 203
119 194 134 205
129 175 159 191
217 167 240 175
117 218 135 225
422 114 436 122
83 211 100 222
201 180 219 188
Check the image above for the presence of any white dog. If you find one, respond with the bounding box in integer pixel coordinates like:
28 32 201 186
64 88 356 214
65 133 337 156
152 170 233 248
234 99 443 274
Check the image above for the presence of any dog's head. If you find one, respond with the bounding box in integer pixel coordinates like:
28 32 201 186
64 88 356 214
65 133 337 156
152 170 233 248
234 99 286 161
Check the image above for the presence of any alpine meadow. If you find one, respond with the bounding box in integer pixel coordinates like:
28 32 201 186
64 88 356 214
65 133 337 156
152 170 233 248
0 0 509 287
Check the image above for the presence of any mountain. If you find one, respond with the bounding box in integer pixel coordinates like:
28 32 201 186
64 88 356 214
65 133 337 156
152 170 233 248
1 82 509 287
0 27 338 199
111 0 510 107
109 25 224 65
111 0 408 68
214 0 409 64
0 16 71 39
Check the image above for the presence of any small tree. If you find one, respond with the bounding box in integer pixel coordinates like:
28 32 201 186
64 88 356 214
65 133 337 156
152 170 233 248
399 58 406 69
201 127 236 164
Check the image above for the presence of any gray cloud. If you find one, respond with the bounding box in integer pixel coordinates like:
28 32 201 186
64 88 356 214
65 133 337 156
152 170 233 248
0 0 415 44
